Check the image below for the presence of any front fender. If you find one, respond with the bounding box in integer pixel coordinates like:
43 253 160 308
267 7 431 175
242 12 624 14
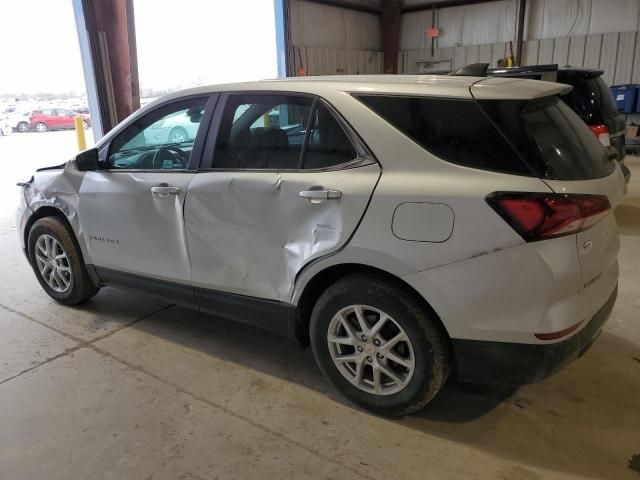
22 161 91 262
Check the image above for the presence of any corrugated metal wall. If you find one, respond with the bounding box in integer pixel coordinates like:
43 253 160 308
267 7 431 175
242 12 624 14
399 30 640 86
289 0 384 75
294 47 383 76
401 0 640 50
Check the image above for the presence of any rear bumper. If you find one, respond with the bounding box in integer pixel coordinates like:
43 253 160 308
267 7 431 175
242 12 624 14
452 285 617 385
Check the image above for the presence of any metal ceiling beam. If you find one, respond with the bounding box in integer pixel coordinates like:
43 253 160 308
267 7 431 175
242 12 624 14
402 0 496 13
300 0 381 15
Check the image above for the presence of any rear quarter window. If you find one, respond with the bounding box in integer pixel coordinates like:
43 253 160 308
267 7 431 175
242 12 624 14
358 94 615 181
357 95 531 176
480 96 615 180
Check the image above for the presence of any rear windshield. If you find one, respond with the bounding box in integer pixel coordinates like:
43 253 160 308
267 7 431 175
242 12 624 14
357 94 614 180
559 75 619 125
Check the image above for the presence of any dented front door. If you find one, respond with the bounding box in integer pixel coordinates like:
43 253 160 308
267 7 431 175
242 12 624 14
184 164 380 301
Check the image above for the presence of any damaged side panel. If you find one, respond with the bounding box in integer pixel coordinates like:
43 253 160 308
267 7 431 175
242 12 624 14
20 161 90 259
184 164 381 302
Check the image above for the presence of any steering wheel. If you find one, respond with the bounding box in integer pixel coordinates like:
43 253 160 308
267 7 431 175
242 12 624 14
151 146 189 169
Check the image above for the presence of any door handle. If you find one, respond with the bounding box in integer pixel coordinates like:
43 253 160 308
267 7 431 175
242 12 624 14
299 189 342 204
151 184 181 197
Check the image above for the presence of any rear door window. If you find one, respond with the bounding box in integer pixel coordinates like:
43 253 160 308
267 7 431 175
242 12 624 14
213 94 313 170
212 95 357 170
303 103 357 169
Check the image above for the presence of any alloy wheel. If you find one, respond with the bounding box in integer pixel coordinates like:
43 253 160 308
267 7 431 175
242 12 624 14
34 234 72 293
327 305 415 395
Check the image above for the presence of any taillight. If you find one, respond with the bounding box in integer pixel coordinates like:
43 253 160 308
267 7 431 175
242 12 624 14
589 124 610 147
486 192 610 241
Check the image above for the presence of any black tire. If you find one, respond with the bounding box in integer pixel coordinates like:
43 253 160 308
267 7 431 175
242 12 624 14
27 217 99 305
310 274 450 416
82 120 89 130
35 122 48 133
168 127 188 143
17 121 29 133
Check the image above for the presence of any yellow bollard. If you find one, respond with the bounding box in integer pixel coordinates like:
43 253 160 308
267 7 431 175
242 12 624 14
74 116 87 151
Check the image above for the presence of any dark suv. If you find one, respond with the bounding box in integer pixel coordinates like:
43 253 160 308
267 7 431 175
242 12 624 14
487 64 630 185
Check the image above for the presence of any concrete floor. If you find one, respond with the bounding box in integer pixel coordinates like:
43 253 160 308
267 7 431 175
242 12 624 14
0 133 639 479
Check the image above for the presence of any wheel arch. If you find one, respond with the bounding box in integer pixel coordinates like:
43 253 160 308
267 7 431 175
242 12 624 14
294 263 452 349
24 206 72 250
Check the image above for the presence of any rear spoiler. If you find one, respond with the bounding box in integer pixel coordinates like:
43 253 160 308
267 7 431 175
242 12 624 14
470 77 573 100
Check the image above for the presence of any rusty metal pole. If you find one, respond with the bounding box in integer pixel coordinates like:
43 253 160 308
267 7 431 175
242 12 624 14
515 0 527 66
381 0 402 74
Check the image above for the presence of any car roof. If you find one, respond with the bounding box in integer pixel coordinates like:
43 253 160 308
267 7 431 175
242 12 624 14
151 75 571 106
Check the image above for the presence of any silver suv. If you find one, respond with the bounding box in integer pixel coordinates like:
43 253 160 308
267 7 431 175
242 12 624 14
16 76 624 416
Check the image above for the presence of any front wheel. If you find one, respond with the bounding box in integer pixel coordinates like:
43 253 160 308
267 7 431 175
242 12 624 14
169 127 188 143
28 217 99 305
35 122 48 133
310 274 451 416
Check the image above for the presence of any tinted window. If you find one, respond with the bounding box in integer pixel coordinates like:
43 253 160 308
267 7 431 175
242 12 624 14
479 96 614 180
108 98 207 170
358 95 530 175
559 75 618 125
213 95 313 169
359 94 614 180
303 103 357 169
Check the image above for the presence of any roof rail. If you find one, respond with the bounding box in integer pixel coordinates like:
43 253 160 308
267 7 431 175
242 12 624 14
450 63 489 77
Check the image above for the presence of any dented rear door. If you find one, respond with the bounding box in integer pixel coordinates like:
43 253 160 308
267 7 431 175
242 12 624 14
184 164 380 302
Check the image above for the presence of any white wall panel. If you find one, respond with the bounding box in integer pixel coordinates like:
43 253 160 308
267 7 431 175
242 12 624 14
522 40 539 65
538 38 554 64
614 32 637 84
290 0 381 50
584 34 602 68
289 0 383 76
401 0 640 51
599 33 619 84
526 0 592 40
435 5 464 48
632 34 640 82
466 45 480 64
294 46 382 76
553 37 570 65
589 0 640 35
568 35 587 66
478 44 493 64
400 10 432 51
453 46 467 70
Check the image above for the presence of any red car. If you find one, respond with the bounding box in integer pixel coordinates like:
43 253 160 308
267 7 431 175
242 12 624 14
29 109 91 132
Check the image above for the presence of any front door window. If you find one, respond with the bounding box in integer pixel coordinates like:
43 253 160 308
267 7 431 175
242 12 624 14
108 98 208 170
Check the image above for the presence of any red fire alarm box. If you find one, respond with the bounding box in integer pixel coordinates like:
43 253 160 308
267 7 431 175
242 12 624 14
427 27 440 38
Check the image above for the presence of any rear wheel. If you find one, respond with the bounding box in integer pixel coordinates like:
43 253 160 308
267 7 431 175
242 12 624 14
82 120 89 130
310 274 450 416
35 122 48 133
17 121 29 132
28 217 99 305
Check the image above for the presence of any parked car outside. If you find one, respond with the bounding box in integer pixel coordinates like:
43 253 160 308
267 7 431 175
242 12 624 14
29 108 91 132
487 64 630 186
16 76 623 416
8 111 33 133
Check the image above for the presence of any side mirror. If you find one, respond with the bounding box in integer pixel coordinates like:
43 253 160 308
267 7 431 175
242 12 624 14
76 147 99 171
